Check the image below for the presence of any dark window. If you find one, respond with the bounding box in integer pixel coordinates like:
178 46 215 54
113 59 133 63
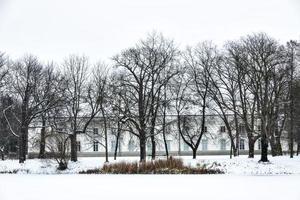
93 141 98 152
93 128 98 135
76 141 81 152
239 125 245 134
204 126 208 132
239 139 245 150
220 126 226 133
258 139 261 150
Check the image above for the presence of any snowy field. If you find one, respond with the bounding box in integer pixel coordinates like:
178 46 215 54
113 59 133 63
0 174 300 200
1 156 300 200
0 155 299 175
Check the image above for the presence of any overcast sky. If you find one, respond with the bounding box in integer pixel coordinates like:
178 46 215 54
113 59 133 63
0 0 299 63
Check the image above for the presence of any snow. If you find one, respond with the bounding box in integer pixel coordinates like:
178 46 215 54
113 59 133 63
0 174 300 200
0 156 300 200
182 155 300 175
0 155 300 175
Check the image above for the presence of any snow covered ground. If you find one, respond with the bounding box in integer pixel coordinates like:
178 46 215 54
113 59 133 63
0 156 300 200
0 155 299 175
0 174 299 200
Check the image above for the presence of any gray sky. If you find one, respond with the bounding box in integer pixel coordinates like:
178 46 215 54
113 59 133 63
0 0 299 63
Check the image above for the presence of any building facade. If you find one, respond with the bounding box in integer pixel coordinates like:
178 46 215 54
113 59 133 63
28 114 290 157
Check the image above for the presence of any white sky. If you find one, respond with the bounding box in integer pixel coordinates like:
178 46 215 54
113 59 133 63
0 0 299 64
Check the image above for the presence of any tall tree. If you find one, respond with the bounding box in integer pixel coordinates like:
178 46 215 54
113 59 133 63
286 40 300 158
36 64 67 158
9 56 62 163
113 33 178 161
240 33 286 162
63 55 103 162
176 42 213 159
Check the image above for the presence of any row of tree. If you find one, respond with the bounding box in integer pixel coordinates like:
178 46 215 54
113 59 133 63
0 32 299 164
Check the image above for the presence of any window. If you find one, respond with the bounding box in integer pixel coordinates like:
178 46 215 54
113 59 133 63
183 142 189 151
58 142 63 152
111 140 116 152
202 139 208 151
93 141 99 152
220 139 226 150
220 126 226 133
93 128 98 135
239 139 245 150
204 126 208 132
166 140 171 151
147 141 152 152
118 140 122 153
239 125 245 134
76 141 81 152
128 140 135 152
258 139 261 150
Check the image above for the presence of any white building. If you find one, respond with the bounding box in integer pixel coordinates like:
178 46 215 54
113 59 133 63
28 114 290 157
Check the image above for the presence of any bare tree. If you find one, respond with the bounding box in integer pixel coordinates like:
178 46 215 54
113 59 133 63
286 40 300 158
113 33 178 162
91 63 110 162
225 41 261 158
0 96 19 160
36 64 67 158
238 33 286 162
63 55 103 162
8 55 63 163
0 53 12 160
176 43 213 159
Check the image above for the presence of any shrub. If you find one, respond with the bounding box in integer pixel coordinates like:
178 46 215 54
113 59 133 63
79 157 223 174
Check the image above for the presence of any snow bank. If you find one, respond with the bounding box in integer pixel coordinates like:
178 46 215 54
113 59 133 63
182 155 300 175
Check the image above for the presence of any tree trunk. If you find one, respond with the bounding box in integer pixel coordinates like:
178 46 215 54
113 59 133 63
114 122 121 161
162 86 169 158
228 132 237 157
248 138 255 158
270 136 276 156
104 119 108 163
70 133 77 162
162 129 169 158
99 105 109 163
151 135 156 160
289 131 294 158
19 124 28 163
233 111 240 156
230 144 233 159
139 133 146 162
296 142 299 156
259 135 269 162
289 50 295 159
192 148 197 159
114 135 119 161
38 117 46 159
271 136 282 156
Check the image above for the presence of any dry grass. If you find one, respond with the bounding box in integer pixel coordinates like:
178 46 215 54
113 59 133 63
80 157 223 174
